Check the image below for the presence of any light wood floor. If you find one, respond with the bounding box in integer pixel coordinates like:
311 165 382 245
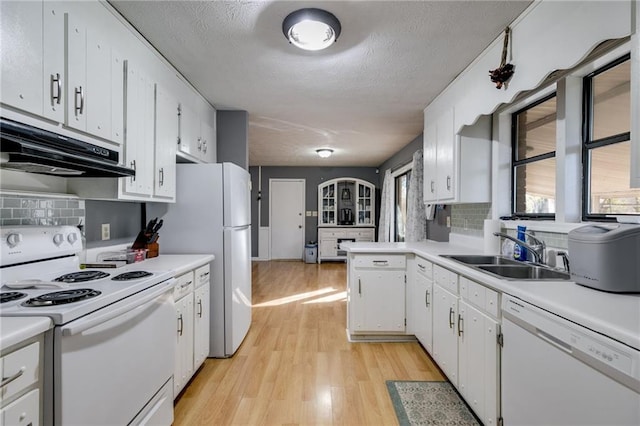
174 260 445 425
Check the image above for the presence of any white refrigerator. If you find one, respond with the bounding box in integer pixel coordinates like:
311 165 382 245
149 162 251 357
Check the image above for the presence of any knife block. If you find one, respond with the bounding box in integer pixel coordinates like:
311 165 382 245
146 241 159 258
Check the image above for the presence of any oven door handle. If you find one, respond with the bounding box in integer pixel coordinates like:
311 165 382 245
61 279 176 336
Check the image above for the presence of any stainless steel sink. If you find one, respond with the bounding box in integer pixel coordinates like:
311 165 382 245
442 255 521 266
440 254 571 281
477 265 571 280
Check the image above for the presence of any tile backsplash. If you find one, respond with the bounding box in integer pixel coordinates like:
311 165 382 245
1 195 85 227
451 203 492 237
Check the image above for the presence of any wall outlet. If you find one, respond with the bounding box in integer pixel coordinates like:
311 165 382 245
101 223 110 240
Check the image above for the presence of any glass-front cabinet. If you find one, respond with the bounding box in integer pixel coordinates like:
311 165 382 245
318 178 376 227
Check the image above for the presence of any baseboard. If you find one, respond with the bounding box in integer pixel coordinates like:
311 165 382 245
346 329 418 343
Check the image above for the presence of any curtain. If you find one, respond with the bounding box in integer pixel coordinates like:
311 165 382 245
378 169 393 242
405 149 427 242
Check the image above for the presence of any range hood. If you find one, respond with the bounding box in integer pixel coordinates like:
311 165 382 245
1 118 135 178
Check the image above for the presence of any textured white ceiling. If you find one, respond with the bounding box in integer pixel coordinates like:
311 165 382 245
108 0 532 167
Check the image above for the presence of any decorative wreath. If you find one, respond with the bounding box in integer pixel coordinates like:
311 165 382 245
489 27 514 89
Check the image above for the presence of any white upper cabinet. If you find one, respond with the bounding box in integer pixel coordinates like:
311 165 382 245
423 110 491 204
1 1 44 116
66 14 121 141
154 86 178 200
178 89 217 164
42 1 66 123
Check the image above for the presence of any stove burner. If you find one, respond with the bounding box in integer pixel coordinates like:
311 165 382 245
1 292 27 303
23 289 101 306
111 271 153 281
54 271 110 283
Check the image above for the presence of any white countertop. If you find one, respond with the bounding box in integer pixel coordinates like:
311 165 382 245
342 241 640 351
1 317 52 351
141 254 214 277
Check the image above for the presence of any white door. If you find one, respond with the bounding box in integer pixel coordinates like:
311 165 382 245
270 179 305 260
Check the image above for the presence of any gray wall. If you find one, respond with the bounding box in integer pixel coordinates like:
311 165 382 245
217 110 248 169
85 200 142 248
376 133 450 242
249 166 379 257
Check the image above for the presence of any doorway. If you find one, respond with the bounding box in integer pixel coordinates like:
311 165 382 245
269 179 305 260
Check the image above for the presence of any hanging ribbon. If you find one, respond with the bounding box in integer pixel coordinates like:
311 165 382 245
489 27 515 89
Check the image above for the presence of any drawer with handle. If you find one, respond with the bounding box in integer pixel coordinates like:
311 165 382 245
173 271 194 300
195 264 210 287
354 254 406 269
1 341 40 403
416 256 433 279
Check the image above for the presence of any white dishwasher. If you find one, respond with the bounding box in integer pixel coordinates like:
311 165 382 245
501 295 640 426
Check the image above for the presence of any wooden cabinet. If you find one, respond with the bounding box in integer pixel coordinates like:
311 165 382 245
0 336 45 426
173 263 211 398
173 271 195 397
408 256 434 354
423 110 491 204
348 254 406 338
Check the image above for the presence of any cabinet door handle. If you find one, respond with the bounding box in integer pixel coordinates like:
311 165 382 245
425 289 430 308
51 73 62 105
418 263 426 270
446 176 451 190
181 280 193 289
197 137 202 150
449 307 455 329
458 314 464 336
1 368 25 388
159 167 164 186
178 314 183 336
430 180 435 193
203 140 207 153
373 260 388 266
197 299 203 318
358 278 361 296
130 160 136 182
74 86 84 115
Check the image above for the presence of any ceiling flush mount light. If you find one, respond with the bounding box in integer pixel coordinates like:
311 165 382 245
282 8 341 51
316 148 334 158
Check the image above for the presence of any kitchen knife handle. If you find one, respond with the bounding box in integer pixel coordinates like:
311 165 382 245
177 314 183 336
51 73 62 105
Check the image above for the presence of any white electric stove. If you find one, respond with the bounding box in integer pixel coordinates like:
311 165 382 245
0 225 176 425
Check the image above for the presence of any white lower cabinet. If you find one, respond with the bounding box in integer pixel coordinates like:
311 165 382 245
173 271 194 397
407 256 434 354
193 265 211 370
173 263 211 398
432 281 459 386
0 336 44 426
430 266 501 426
348 254 406 337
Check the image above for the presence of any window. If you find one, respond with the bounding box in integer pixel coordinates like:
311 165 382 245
394 170 411 242
511 93 557 217
583 54 639 218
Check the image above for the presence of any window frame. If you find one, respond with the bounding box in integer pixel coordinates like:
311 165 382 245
389 162 412 242
581 53 632 221
510 92 558 219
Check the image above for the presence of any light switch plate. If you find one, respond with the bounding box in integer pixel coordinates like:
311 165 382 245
101 223 110 240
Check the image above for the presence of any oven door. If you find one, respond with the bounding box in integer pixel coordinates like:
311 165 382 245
53 279 175 426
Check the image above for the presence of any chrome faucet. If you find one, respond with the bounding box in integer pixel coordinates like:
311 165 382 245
494 231 547 264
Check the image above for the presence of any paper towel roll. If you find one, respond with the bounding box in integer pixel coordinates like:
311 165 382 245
483 219 502 254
